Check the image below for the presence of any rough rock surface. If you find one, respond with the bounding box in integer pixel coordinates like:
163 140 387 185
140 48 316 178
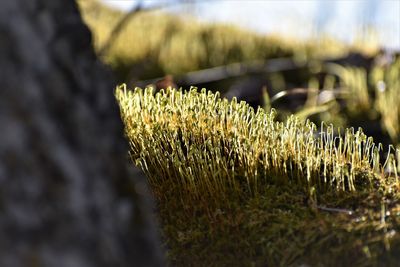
0 0 163 266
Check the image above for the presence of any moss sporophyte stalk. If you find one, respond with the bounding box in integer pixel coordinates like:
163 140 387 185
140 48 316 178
116 84 399 200
116 84 400 266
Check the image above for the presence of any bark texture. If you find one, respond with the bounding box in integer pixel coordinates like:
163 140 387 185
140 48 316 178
0 0 163 266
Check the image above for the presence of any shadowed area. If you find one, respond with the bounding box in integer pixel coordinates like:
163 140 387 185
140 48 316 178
0 0 163 266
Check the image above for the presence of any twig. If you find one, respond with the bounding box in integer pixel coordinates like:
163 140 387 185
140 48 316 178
98 1 187 57
132 57 306 87
270 87 349 104
179 58 303 85
317 205 354 215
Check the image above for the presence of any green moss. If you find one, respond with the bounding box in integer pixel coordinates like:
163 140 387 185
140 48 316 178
158 181 400 266
116 85 400 266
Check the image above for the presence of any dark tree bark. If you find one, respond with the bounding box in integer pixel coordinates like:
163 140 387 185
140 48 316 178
0 0 163 266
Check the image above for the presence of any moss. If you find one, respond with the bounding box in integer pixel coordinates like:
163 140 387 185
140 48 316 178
157 181 400 266
116 86 400 266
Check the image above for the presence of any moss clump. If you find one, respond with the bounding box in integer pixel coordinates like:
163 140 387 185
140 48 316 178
116 85 400 266
158 182 400 266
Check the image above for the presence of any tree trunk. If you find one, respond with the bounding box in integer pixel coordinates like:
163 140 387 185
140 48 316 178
0 0 163 266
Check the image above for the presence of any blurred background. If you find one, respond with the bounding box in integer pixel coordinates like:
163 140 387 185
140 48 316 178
104 0 400 50
78 0 400 149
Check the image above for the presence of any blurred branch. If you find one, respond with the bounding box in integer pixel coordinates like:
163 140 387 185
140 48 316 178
270 87 348 104
98 0 185 57
181 58 303 84
128 40 382 88
317 205 354 215
133 58 307 87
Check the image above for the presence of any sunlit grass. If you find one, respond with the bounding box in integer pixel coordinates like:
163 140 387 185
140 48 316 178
78 0 368 81
79 0 295 78
371 59 400 145
327 58 400 145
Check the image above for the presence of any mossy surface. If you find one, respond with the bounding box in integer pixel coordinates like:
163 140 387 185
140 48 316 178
158 180 400 266
116 86 400 266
